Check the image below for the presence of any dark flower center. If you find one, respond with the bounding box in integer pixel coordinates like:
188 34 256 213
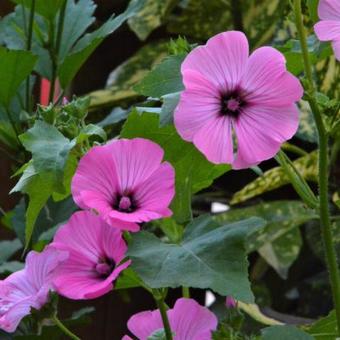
220 91 245 118
113 194 137 213
95 258 116 278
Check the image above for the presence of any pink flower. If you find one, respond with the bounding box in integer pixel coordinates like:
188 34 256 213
0 248 67 333
51 211 131 300
71 138 175 229
314 0 340 60
123 298 218 340
174 31 303 169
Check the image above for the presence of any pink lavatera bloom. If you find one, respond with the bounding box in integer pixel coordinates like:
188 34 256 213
174 31 303 169
123 298 218 340
71 138 175 229
51 211 131 300
0 248 67 333
314 0 340 60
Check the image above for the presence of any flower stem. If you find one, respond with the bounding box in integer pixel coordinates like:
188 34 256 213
25 0 35 112
153 290 173 340
182 286 190 298
293 0 340 333
52 315 80 340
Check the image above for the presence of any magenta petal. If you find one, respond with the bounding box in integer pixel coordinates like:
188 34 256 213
168 298 218 340
193 116 234 164
242 47 303 106
314 20 340 40
182 31 249 91
233 104 299 169
109 138 165 192
127 310 163 340
174 70 220 141
51 211 130 300
133 162 175 217
318 0 340 20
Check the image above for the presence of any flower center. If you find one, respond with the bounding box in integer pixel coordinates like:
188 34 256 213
114 194 137 213
95 258 116 278
220 91 245 118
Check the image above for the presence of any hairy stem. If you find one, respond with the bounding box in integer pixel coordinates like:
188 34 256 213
153 290 173 340
52 315 80 340
293 0 340 333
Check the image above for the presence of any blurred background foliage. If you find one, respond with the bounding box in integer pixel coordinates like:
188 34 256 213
0 0 339 339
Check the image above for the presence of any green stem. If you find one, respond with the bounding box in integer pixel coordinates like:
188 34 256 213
293 0 340 334
25 0 36 112
182 286 190 298
52 315 80 340
153 290 173 340
48 0 67 103
281 142 308 156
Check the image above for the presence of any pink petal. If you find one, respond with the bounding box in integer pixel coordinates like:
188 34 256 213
133 162 175 217
109 138 165 193
71 144 119 210
182 31 249 91
174 70 221 141
332 39 340 60
314 20 340 40
168 298 218 340
25 248 68 291
53 211 104 263
233 104 299 169
127 310 163 340
193 116 234 164
241 47 303 106
318 0 340 20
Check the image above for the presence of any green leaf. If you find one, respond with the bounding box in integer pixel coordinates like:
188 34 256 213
306 310 338 340
0 239 22 263
0 48 37 107
121 111 230 223
160 92 180 126
307 0 320 23
128 0 177 40
230 151 318 205
59 0 143 87
296 100 318 143
115 268 146 290
76 124 107 143
148 329 167 340
214 201 316 278
12 0 65 21
0 261 24 275
88 42 168 110
261 325 314 340
19 121 76 188
128 216 265 302
134 54 185 98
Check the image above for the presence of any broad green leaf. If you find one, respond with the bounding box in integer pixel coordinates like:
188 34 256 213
128 0 177 40
12 0 65 21
160 92 180 126
0 239 22 263
128 216 265 302
97 107 129 127
58 0 96 61
59 0 143 87
134 54 185 98
0 48 37 107
88 42 168 110
121 111 230 223
230 151 318 205
0 261 24 275
261 325 314 339
306 310 338 340
76 124 107 144
214 201 316 277
19 120 76 188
